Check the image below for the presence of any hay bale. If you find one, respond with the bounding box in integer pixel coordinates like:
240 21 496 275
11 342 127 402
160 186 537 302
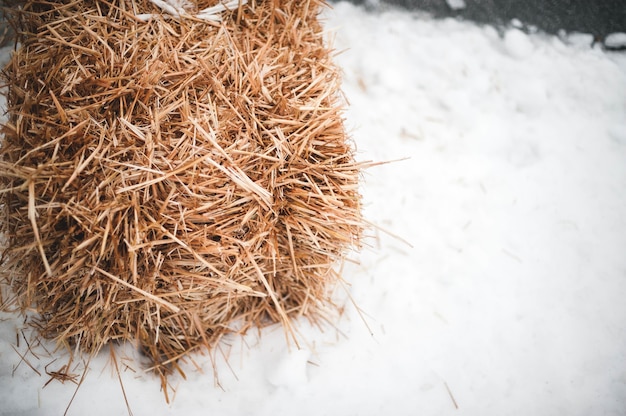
0 0 363 387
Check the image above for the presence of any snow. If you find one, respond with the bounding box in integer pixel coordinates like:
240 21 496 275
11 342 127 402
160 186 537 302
445 0 466 11
605 32 626 49
503 28 535 59
2 2 626 415
565 32 595 49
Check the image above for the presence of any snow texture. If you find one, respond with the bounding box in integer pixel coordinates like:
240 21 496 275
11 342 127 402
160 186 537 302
605 32 626 48
1 2 626 415
445 0 466 11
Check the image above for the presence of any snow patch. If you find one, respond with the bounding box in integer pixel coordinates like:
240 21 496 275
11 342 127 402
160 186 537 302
510 18 523 29
266 348 311 388
503 28 534 59
446 0 466 11
567 32 595 48
605 32 626 48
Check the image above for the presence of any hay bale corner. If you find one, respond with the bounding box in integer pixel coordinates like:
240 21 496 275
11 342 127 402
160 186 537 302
0 0 365 391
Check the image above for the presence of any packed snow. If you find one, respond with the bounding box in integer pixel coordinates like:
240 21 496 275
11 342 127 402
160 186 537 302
605 32 626 49
445 0 466 11
1 2 626 415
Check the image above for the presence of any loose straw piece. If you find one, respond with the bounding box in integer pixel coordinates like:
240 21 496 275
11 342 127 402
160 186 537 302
94 267 181 313
28 181 52 277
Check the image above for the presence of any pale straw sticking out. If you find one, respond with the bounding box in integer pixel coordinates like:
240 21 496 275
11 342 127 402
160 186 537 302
137 0 248 21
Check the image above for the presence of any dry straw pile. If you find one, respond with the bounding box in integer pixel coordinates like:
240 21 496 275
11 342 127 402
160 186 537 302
0 0 364 391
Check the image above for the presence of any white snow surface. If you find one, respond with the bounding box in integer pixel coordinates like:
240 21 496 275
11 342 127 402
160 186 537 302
605 32 626 49
445 0 466 11
2 2 626 415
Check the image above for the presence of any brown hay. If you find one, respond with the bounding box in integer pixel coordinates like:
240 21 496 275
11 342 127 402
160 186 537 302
0 0 363 391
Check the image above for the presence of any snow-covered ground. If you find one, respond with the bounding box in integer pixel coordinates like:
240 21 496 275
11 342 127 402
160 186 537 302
2 2 626 415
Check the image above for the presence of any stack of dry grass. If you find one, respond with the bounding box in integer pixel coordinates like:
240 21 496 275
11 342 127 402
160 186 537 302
0 0 364 393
